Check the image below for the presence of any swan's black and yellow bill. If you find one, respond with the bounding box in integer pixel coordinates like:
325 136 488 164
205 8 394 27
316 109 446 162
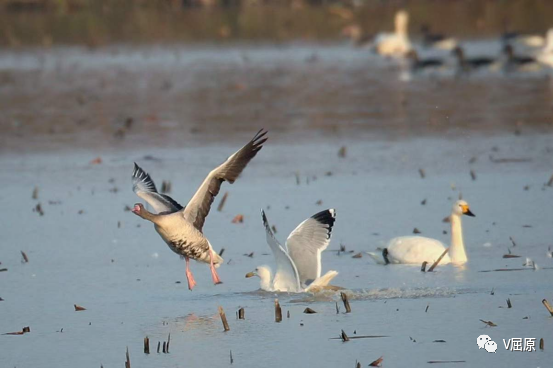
462 204 475 217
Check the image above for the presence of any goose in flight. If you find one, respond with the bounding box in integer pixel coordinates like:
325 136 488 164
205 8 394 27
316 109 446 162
245 209 338 292
132 129 268 290
367 200 475 266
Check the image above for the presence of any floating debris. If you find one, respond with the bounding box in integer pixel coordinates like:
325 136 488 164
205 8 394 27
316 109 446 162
442 216 450 223
74 304 86 311
433 340 446 343
90 157 102 165
144 336 150 354
341 292 351 313
489 155 531 163
243 252 254 258
427 248 449 272
428 361 465 364
338 146 347 158
421 198 427 205
421 261 427 272
542 299 553 316
157 341 161 354
503 254 521 258
509 236 517 247
271 225 277 233
0 268 7 272
352 252 362 259
369 356 383 367
295 172 300 185
238 307 245 320
316 199 323 205
34 203 44 216
303 308 317 314
413 228 421 234
217 192 229 212
232 214 244 223
469 156 477 164
230 350 233 365
506 299 512 309
3 326 30 335
125 347 131 368
21 251 29 263
470 170 476 181
425 304 430 313
218 306 230 331
480 319 497 327
275 299 282 323
418 168 425 179
32 186 39 199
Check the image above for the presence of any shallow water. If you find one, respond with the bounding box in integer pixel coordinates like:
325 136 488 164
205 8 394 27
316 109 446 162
0 43 552 367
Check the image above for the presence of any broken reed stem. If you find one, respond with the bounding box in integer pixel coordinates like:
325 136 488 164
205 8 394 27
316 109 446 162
275 299 282 322
238 307 245 320
336 302 340 314
542 299 553 316
21 251 29 263
421 261 427 272
144 336 150 354
125 347 131 368
218 306 230 331
217 192 229 212
540 338 544 350
162 342 167 354
428 248 449 272
506 299 512 308
167 333 170 353
230 350 233 364
287 310 290 318
341 329 350 342
157 341 160 354
425 304 429 313
341 292 351 313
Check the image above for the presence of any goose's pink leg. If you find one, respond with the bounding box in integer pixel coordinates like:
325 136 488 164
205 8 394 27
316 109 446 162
209 251 222 285
185 257 196 291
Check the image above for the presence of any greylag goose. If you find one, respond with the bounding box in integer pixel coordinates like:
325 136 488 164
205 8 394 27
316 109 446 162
420 25 457 50
451 46 496 72
245 209 338 293
132 129 268 290
502 44 538 71
405 50 445 72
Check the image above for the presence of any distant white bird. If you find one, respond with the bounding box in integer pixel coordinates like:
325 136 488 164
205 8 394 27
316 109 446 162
246 209 338 292
367 200 475 266
373 10 412 57
132 129 267 290
536 29 553 67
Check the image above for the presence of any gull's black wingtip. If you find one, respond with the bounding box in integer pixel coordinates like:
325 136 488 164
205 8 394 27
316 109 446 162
311 209 336 237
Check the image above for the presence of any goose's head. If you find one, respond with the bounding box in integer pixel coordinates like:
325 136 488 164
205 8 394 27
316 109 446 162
503 44 515 58
451 46 464 59
453 200 475 217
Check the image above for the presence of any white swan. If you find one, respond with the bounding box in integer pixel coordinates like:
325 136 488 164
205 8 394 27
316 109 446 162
367 200 475 266
536 29 553 67
373 10 412 57
245 209 338 292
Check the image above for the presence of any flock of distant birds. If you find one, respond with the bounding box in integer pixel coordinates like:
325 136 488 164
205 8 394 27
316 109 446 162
131 130 476 293
341 10 553 75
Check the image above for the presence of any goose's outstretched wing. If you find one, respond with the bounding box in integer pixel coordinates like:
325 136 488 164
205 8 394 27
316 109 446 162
182 129 267 232
286 209 336 285
132 163 183 214
261 210 301 292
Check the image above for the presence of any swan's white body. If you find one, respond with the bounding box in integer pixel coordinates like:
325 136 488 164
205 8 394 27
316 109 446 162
367 200 474 266
536 29 553 67
373 10 412 57
246 209 338 293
